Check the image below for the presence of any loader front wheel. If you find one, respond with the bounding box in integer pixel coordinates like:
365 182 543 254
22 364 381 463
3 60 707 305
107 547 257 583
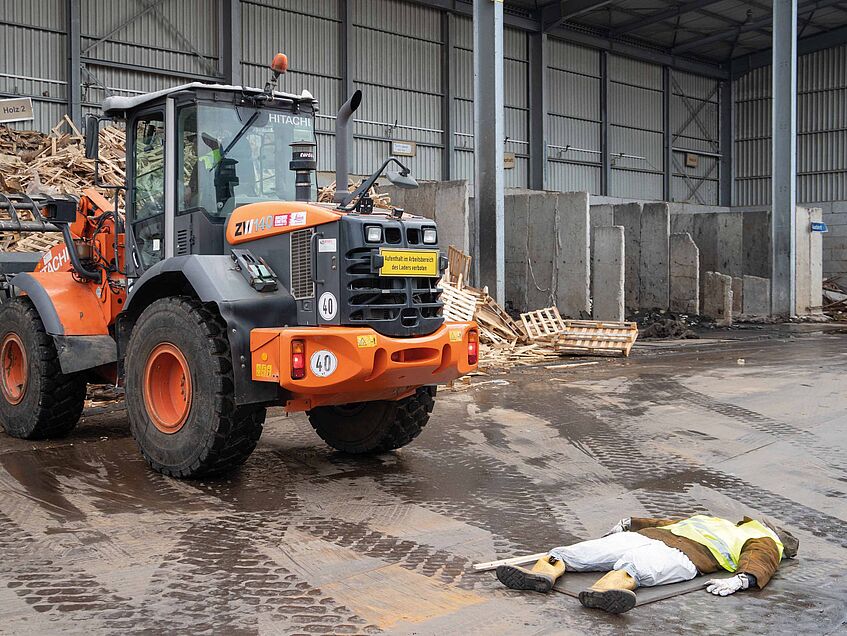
308 386 435 454
0 298 86 439
126 297 265 478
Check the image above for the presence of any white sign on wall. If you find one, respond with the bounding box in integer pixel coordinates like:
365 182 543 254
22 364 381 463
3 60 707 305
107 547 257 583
0 97 34 123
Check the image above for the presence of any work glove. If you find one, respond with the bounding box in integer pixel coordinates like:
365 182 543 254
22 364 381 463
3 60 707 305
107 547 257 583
706 574 751 596
603 517 632 536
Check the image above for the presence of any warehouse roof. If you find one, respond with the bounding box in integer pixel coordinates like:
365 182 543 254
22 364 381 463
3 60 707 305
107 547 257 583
499 0 847 67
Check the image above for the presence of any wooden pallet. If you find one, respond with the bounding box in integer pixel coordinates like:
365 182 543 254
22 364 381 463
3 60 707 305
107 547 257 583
553 320 639 357
445 245 472 288
440 281 479 322
520 307 568 341
14 232 61 253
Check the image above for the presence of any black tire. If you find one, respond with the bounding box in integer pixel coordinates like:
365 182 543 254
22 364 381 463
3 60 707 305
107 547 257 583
125 297 265 478
307 386 435 454
0 297 86 439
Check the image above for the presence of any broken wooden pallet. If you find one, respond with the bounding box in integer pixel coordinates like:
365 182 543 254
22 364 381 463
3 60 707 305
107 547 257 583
520 307 568 340
445 245 472 288
440 281 479 322
552 320 639 357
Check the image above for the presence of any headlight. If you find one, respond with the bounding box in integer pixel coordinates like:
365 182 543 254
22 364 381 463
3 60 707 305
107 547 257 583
423 228 437 244
365 225 382 243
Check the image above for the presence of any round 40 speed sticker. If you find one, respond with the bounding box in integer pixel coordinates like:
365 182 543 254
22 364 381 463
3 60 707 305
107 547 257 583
319 291 337 321
310 349 338 378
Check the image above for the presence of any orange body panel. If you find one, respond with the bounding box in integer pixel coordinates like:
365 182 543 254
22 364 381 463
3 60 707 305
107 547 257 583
23 272 112 336
250 322 478 412
29 192 126 334
226 201 342 245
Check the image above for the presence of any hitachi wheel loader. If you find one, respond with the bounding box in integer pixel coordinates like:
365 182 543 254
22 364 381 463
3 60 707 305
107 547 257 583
0 54 478 478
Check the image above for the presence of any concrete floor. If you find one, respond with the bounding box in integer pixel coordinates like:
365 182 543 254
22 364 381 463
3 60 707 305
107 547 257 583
1 326 846 635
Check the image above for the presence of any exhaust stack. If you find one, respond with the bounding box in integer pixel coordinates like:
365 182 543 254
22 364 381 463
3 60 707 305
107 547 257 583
334 90 363 204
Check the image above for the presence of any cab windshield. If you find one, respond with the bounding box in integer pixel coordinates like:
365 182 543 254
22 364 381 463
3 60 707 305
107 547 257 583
178 101 315 217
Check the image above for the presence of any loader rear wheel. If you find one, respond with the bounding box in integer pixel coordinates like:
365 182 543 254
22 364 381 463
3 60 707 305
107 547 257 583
308 386 435 454
126 297 265 478
0 298 86 439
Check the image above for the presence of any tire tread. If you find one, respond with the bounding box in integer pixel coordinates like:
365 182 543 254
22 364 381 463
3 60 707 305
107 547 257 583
0 298 86 439
129 297 264 478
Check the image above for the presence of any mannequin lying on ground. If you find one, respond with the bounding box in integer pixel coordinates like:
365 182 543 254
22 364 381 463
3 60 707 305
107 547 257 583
496 514 799 614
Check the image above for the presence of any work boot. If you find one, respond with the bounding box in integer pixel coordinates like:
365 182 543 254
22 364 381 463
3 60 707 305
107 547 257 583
578 569 638 614
496 555 566 593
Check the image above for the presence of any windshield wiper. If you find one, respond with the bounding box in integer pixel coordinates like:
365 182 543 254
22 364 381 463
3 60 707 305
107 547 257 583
217 110 261 164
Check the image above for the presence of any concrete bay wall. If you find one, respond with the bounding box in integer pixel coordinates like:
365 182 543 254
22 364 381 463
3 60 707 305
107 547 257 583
383 180 471 256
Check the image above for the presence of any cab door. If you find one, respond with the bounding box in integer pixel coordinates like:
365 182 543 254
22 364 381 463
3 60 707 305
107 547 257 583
126 109 167 278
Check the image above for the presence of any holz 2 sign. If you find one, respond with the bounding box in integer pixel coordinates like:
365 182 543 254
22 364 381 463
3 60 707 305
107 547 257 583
0 97 33 123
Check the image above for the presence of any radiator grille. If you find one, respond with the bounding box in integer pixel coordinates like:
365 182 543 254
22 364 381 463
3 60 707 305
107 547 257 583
343 247 441 332
290 228 314 300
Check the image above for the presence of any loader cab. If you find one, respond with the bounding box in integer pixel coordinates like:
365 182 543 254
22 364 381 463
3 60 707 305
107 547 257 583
100 82 318 279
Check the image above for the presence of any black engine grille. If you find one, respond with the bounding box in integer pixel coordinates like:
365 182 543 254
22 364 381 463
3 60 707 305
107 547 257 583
343 246 443 336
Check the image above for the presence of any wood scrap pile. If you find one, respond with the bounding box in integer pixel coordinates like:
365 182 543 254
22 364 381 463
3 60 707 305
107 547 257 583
823 277 847 320
318 180 392 209
440 246 639 369
0 118 126 252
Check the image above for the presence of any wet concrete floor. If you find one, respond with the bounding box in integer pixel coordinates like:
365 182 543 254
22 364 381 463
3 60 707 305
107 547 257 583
0 325 845 634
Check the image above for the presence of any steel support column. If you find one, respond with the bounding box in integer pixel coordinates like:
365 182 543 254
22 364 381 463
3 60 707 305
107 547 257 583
441 11 454 181
663 66 672 201
528 31 547 191
600 50 610 196
771 0 797 317
719 78 733 206
67 0 81 126
220 0 241 85
473 0 505 303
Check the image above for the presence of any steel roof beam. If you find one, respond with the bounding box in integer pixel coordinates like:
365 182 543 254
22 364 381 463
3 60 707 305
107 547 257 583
672 0 844 54
541 0 613 31
731 23 847 76
611 0 726 36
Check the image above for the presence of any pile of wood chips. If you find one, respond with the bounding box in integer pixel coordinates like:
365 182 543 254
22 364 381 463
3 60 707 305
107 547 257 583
0 117 126 252
441 246 638 370
318 180 392 209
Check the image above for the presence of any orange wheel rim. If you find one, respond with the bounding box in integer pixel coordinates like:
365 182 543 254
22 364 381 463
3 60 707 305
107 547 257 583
0 333 27 405
143 343 192 434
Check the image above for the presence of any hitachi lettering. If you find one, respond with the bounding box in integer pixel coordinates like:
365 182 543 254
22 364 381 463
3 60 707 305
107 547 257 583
268 113 313 127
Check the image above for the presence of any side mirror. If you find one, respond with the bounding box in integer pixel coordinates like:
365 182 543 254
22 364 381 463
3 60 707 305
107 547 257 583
84 116 100 160
387 168 418 189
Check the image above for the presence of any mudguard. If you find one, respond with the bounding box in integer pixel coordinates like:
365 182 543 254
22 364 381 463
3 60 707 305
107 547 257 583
123 255 298 406
9 272 117 374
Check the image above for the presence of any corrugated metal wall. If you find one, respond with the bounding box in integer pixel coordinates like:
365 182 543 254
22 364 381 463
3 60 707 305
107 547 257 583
608 56 664 200
0 0 68 131
451 16 528 188
0 0 730 204
546 39 601 194
671 70 720 205
241 0 341 173
352 0 442 181
80 0 220 97
452 15 474 183
735 43 847 205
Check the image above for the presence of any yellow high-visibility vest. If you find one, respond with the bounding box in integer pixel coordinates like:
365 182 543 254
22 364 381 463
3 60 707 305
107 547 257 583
199 148 223 170
663 515 784 572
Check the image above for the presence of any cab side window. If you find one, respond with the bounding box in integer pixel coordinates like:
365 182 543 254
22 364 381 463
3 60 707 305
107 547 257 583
131 114 166 268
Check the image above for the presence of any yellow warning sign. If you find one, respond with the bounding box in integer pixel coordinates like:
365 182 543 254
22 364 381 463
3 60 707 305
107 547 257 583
379 249 439 277
449 329 463 342
357 335 378 348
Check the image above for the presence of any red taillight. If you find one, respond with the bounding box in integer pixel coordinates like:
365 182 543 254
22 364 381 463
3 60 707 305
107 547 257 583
467 331 479 365
291 339 306 379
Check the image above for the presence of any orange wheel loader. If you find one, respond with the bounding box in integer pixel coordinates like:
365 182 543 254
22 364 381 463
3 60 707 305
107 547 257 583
0 54 477 478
